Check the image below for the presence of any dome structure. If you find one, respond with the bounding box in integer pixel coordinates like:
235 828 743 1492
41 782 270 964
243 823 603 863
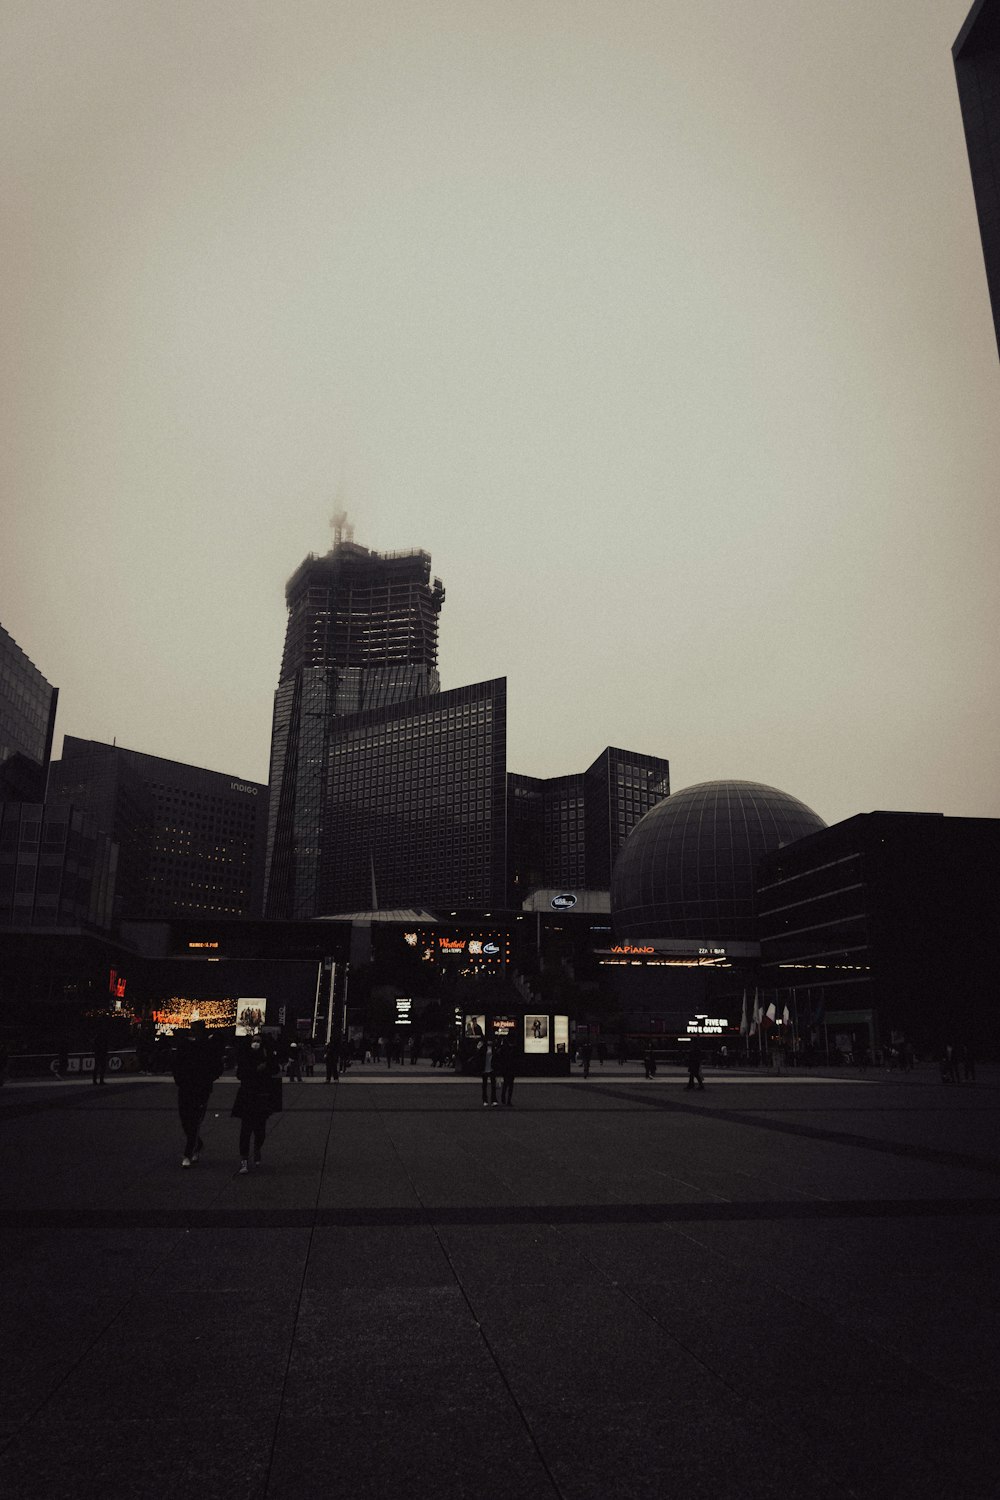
610 780 826 942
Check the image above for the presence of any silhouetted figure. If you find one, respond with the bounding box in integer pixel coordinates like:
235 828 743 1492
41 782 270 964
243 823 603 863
232 1037 282 1172
580 1041 592 1079
172 1023 221 1168
643 1043 656 1079
685 1043 705 1091
92 1026 109 1085
479 1039 497 1106
287 1043 303 1083
498 1039 517 1106
597 1041 607 1066
325 1037 340 1083
617 1039 627 1067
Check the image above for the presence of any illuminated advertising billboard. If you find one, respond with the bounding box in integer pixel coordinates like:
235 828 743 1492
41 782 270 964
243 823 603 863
524 1014 549 1054
235 997 267 1036
553 1016 569 1054
464 1014 486 1039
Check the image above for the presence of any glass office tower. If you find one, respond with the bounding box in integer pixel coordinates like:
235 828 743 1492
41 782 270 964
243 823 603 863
0 624 58 803
321 678 507 913
265 520 446 918
954 1 1000 361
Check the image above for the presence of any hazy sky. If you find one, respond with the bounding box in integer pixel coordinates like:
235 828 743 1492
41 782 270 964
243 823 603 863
3 0 998 826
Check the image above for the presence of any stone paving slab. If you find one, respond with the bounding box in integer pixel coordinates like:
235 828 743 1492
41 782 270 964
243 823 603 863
1 1071 998 1499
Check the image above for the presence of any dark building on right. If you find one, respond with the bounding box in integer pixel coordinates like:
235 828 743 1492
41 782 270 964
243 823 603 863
954 0 1000 359
757 811 1000 1056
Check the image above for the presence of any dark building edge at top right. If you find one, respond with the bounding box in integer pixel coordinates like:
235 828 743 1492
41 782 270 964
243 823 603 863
954 0 1000 362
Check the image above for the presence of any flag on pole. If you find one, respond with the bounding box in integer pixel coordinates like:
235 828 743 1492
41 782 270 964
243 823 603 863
740 991 748 1037
782 1005 790 1025
762 1002 777 1029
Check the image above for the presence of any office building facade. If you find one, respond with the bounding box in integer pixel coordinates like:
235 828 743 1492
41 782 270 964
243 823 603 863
49 738 268 921
0 800 115 930
954 1 1000 360
321 678 507 913
757 810 1000 1054
1 624 58 804
507 748 670 905
266 519 445 918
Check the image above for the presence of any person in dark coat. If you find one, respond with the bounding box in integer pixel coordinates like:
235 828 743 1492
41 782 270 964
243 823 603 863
478 1038 498 1106
497 1038 517 1106
92 1025 110 1085
324 1036 340 1082
232 1037 282 1173
643 1043 656 1079
685 1042 705 1091
172 1023 221 1167
580 1041 593 1079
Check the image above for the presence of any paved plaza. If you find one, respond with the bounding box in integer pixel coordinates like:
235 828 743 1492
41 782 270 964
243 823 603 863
1 1064 999 1500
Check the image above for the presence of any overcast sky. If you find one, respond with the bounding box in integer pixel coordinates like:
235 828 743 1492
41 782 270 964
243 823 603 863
3 0 998 826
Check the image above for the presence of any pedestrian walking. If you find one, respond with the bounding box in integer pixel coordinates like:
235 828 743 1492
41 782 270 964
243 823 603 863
286 1042 303 1082
597 1040 607 1067
324 1036 340 1083
172 1022 221 1168
478 1038 498 1106
232 1037 282 1173
92 1024 109 1085
498 1037 517 1106
580 1041 592 1079
643 1042 656 1079
685 1042 705 1091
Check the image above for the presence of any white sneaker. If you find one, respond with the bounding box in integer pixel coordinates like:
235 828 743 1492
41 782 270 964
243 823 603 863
238 1160 249 1174
181 1157 192 1168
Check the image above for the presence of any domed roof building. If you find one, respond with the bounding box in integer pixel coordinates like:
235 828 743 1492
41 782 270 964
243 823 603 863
610 780 826 943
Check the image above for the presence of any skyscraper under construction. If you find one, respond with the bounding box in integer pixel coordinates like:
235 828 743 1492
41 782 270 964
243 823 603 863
264 516 446 917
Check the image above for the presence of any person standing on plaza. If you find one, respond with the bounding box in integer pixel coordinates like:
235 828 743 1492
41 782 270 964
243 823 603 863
286 1042 303 1083
685 1042 705 1091
232 1036 282 1173
580 1040 593 1079
479 1037 497 1106
324 1036 340 1083
92 1023 109 1085
173 1022 221 1168
643 1042 656 1079
498 1037 517 1106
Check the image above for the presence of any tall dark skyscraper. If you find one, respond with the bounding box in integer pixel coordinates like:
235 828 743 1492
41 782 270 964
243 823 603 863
0 624 58 803
954 1 1000 359
265 517 446 918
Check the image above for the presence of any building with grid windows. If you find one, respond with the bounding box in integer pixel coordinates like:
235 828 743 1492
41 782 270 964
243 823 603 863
265 517 446 918
48 738 267 921
1 624 58 804
506 749 670 906
321 678 507 913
